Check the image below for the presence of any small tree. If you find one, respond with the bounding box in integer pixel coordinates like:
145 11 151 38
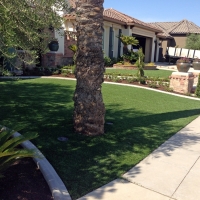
0 0 68 65
118 35 139 54
185 34 200 50
135 48 145 78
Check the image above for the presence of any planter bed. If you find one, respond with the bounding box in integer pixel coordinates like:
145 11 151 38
113 64 157 70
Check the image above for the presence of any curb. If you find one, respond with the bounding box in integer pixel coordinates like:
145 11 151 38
13 132 72 200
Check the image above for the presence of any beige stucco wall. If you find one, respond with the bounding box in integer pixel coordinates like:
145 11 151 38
173 36 187 48
159 36 187 61
63 19 157 62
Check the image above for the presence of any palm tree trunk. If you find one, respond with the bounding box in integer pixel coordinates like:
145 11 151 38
73 0 105 136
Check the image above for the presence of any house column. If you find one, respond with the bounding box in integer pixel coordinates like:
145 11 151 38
151 36 156 62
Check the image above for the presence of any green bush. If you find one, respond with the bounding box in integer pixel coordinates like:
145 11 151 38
185 34 200 50
122 51 138 63
104 56 112 66
135 48 145 79
61 65 75 74
0 126 38 178
195 75 200 97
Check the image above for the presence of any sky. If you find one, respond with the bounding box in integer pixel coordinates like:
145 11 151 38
103 0 200 26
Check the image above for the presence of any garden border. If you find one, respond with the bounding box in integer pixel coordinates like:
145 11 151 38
13 131 72 200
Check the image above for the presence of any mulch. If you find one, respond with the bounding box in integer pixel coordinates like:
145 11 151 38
0 158 53 200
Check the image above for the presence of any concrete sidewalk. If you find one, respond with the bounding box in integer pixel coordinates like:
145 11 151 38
78 116 200 200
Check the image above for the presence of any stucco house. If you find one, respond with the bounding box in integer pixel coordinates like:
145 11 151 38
44 2 200 66
149 20 200 61
47 7 163 66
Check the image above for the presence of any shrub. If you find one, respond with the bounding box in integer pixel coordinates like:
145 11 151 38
135 48 145 79
122 51 138 63
145 62 155 66
148 81 158 88
104 56 112 66
61 65 75 74
195 75 200 97
68 44 77 63
0 126 38 178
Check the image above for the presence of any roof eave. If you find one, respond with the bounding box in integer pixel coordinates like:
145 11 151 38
103 16 126 25
131 23 162 33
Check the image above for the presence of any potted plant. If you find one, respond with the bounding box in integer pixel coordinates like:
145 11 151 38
192 58 200 70
48 38 59 52
176 57 191 72
122 50 138 64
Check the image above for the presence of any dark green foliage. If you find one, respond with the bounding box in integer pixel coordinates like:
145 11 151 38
195 75 200 97
185 34 200 50
118 35 139 46
122 51 139 63
104 56 118 66
135 48 145 80
0 0 69 64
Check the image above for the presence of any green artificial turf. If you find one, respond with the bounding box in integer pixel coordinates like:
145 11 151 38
0 78 200 199
105 68 174 78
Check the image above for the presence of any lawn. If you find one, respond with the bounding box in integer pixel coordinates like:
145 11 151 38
0 78 200 199
105 68 174 78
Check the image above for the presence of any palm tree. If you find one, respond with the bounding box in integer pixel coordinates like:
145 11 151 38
119 35 139 54
73 0 105 135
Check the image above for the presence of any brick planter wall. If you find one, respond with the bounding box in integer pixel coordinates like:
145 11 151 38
42 52 64 67
41 32 76 67
192 70 200 86
169 72 194 94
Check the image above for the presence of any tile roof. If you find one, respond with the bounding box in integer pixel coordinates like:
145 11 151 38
103 8 162 33
149 20 200 38
169 20 200 34
149 22 174 38
64 6 162 33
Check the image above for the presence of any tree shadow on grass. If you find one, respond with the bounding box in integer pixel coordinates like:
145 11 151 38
0 78 200 199
75 107 200 199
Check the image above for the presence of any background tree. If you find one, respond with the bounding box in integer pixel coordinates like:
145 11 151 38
73 0 105 136
0 0 68 65
185 34 200 50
